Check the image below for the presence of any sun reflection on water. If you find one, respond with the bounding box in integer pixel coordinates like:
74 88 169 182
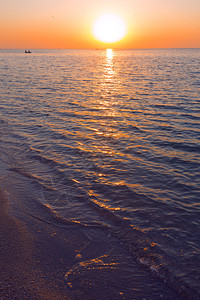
101 49 116 96
105 49 114 77
106 48 113 60
93 48 122 141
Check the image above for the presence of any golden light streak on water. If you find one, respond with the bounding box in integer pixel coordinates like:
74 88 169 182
106 48 113 60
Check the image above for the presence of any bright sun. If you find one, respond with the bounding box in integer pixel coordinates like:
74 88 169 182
93 14 126 43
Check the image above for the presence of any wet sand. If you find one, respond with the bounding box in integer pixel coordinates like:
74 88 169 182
0 186 73 299
0 159 181 299
0 157 73 299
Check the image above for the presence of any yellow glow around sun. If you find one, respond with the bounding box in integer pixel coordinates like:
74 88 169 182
93 14 126 43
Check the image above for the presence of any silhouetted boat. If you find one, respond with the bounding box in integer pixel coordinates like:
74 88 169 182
25 50 31 53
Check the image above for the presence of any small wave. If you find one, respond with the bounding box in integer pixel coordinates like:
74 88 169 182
153 104 181 111
8 166 38 180
153 140 200 153
38 199 110 231
180 113 200 120
88 198 200 299
29 151 59 167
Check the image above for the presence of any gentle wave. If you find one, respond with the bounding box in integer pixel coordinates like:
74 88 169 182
0 49 200 298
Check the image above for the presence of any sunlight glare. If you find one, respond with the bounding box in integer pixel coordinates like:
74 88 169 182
93 14 126 43
106 49 113 59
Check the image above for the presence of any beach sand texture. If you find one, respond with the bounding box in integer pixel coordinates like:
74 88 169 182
0 159 72 298
0 186 72 299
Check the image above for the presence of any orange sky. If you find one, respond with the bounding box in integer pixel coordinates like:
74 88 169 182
0 0 200 49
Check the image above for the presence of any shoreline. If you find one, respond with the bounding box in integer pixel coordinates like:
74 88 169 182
0 158 182 299
0 160 72 299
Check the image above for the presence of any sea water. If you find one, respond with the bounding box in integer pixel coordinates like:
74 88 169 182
0 49 200 298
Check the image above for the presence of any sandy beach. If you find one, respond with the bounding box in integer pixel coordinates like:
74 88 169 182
0 157 75 298
0 180 73 299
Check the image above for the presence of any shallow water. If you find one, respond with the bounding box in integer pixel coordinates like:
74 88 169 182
0 48 200 298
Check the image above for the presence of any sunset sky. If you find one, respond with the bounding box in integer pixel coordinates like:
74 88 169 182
0 0 200 49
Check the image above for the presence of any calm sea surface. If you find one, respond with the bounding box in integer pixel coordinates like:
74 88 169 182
0 49 200 298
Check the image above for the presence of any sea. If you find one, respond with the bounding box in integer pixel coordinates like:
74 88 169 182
0 49 200 299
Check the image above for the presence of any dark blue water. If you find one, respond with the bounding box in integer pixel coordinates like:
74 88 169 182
0 49 200 299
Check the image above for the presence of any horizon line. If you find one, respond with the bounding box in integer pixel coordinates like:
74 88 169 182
0 47 200 50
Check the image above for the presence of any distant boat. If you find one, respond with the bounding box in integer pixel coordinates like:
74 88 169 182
25 50 31 53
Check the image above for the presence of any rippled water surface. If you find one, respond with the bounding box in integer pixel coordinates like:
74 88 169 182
0 49 200 298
